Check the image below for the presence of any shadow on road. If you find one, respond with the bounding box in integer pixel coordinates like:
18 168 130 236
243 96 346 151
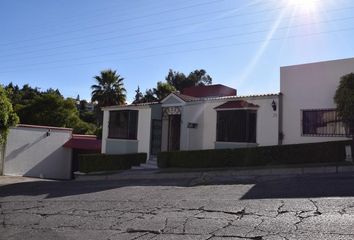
0 178 193 199
1 174 354 199
241 174 354 199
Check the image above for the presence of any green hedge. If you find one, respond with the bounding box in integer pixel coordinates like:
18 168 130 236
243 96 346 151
157 141 352 168
79 153 147 173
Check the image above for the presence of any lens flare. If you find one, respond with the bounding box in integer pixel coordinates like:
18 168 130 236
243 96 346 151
288 0 319 13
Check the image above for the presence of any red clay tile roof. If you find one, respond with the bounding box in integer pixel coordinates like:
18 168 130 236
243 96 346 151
63 134 101 151
181 84 236 98
204 93 278 101
165 93 278 103
173 93 199 102
214 100 259 109
104 93 279 109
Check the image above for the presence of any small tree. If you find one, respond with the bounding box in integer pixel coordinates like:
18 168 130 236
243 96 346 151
132 86 144 104
141 89 158 103
334 73 354 136
0 86 19 145
187 69 212 86
165 69 213 91
153 81 176 100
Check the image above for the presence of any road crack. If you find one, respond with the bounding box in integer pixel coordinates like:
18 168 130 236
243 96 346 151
126 228 161 234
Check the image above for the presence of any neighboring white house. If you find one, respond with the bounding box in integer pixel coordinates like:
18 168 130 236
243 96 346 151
280 57 353 145
102 85 280 158
101 57 354 158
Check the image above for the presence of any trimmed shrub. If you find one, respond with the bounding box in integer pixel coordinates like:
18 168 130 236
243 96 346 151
79 153 147 173
157 141 352 168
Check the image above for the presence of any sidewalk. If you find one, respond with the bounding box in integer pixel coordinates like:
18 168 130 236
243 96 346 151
74 163 354 182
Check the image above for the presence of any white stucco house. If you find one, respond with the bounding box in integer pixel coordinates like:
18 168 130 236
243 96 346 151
101 57 354 160
102 84 280 158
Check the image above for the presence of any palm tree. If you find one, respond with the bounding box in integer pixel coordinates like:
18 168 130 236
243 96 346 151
91 69 126 107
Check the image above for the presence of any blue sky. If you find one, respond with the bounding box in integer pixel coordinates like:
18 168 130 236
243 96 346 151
1 0 354 102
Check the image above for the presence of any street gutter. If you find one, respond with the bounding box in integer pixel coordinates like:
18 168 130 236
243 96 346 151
74 162 354 182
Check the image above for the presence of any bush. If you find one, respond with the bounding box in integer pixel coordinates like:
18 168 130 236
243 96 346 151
79 153 147 173
157 141 352 168
0 86 19 144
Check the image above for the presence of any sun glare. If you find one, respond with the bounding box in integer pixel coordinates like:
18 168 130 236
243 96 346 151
288 0 319 13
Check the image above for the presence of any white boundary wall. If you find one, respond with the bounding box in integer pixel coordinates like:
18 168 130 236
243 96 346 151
4 125 72 180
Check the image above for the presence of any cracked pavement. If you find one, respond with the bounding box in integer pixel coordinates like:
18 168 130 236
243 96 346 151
1 174 354 239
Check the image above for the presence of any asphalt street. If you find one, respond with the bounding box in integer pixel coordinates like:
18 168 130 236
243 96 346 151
1 173 354 239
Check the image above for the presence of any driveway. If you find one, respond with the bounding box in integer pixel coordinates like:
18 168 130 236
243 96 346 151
1 174 354 239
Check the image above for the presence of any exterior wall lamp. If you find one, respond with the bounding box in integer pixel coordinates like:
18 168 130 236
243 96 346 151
271 100 277 111
187 122 198 128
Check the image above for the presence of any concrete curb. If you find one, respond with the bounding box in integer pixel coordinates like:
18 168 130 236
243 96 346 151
0 176 53 185
74 165 354 182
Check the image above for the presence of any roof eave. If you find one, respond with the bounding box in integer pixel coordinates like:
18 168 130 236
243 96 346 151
215 107 259 111
101 102 159 111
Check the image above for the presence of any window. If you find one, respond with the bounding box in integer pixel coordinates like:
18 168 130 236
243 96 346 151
302 109 346 136
108 110 138 139
216 110 257 143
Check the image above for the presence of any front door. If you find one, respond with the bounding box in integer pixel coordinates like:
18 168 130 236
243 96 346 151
168 115 181 151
